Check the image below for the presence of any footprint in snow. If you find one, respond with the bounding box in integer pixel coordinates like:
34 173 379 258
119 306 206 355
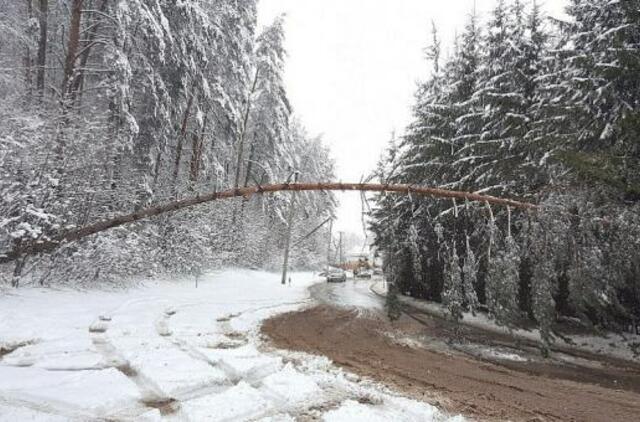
155 318 173 337
89 320 109 333
207 338 247 349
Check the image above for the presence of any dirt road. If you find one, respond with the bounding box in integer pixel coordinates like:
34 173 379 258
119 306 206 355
262 282 640 421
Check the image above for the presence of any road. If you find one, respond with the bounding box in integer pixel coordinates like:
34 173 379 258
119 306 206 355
262 275 640 421
309 277 384 311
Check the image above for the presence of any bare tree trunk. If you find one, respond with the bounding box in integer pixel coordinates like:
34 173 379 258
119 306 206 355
0 183 536 265
173 94 194 197
231 70 259 233
24 0 33 99
326 219 333 269
53 0 84 178
233 69 259 189
243 134 257 187
61 0 84 101
189 111 209 184
281 175 298 285
152 147 163 187
71 0 109 103
11 256 27 288
36 0 48 99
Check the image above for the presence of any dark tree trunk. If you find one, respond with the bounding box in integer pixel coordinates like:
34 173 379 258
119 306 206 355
36 0 48 98
243 134 257 187
519 256 534 319
173 94 194 197
189 112 209 184
61 0 84 101
24 0 33 99
71 0 109 102
234 69 259 189
11 256 27 288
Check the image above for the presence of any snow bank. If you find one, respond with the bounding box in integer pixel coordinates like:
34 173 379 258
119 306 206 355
324 397 463 422
372 280 640 362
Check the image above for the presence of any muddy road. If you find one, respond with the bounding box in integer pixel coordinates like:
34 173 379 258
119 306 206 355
262 278 640 421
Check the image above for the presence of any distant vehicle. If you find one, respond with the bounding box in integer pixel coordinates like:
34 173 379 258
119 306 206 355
355 269 373 279
326 268 347 283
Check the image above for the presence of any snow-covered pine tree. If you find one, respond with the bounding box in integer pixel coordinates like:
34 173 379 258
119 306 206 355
486 221 520 328
242 15 292 188
0 0 334 287
443 244 464 324
527 218 557 357
553 0 640 199
462 236 480 314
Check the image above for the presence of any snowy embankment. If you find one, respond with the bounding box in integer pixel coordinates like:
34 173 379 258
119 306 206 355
0 270 462 421
372 281 640 363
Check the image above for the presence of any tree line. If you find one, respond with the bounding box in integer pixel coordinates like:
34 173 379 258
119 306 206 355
371 0 640 353
0 1 335 287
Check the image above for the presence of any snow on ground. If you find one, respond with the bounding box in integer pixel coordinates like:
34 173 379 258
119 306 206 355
372 280 640 362
0 270 462 421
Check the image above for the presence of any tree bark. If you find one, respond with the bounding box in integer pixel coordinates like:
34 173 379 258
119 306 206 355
173 94 194 197
11 256 27 288
36 0 48 98
280 175 298 285
0 182 536 264
234 69 259 189
61 0 84 100
71 0 109 102
24 0 33 99
243 133 257 187
189 111 208 184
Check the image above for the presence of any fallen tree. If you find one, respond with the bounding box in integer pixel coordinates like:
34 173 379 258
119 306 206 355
0 182 536 264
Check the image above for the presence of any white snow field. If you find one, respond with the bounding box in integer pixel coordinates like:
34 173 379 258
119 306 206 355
0 270 462 421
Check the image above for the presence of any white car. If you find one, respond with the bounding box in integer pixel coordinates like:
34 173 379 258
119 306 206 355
326 268 347 283
355 269 373 279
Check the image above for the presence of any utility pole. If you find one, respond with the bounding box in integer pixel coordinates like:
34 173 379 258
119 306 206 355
281 172 299 285
338 231 344 268
326 219 333 270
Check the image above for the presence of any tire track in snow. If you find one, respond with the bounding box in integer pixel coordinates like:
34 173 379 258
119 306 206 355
89 314 187 419
0 394 92 421
159 306 249 388
107 297 315 419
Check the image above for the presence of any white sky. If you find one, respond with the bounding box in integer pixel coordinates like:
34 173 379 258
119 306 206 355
258 0 568 234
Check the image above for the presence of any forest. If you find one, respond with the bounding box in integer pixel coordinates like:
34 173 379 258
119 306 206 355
1 0 639 356
370 0 640 353
2 1 640 420
0 1 335 287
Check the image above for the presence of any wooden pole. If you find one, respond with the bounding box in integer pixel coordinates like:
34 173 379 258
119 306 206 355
281 174 298 285
0 182 536 264
339 231 343 268
326 219 333 270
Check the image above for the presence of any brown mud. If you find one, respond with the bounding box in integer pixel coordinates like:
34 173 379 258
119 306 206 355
262 305 640 422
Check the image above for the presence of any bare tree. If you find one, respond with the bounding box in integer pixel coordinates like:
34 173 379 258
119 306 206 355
35 0 48 98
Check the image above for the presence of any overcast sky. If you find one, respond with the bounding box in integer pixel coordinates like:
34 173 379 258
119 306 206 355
258 0 568 235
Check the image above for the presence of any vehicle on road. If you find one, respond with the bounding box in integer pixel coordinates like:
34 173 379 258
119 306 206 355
355 269 373 279
326 268 347 283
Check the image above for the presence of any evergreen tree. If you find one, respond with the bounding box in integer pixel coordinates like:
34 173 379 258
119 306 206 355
555 0 640 198
370 0 640 354
462 237 480 314
443 245 464 323
486 233 521 327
